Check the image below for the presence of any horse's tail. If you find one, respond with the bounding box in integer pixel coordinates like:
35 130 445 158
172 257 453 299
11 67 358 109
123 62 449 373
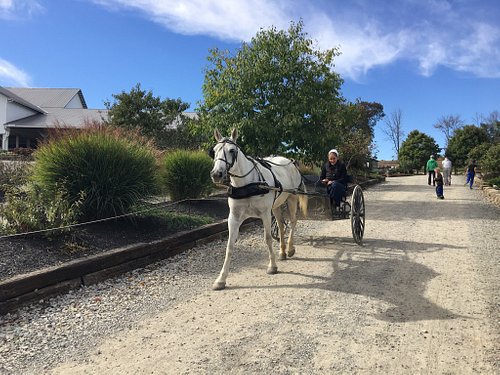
298 178 308 218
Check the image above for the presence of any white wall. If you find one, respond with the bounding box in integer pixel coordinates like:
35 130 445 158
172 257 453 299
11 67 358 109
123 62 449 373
65 94 84 109
0 94 7 135
6 101 38 123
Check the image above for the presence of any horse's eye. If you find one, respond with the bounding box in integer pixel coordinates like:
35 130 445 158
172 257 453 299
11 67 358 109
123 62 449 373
208 148 215 159
229 149 236 155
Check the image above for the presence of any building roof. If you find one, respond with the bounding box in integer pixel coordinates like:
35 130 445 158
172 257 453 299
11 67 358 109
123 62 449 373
4 87 87 108
6 108 107 128
0 86 47 114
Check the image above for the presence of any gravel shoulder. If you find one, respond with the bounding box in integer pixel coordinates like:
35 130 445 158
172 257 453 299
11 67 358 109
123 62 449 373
1 175 499 374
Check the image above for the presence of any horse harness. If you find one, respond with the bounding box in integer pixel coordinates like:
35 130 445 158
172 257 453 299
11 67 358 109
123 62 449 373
212 138 285 200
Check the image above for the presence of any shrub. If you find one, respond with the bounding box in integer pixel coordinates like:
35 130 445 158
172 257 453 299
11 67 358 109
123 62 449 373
480 143 500 177
0 161 31 197
31 124 160 220
162 150 214 201
485 176 500 187
296 162 320 176
12 147 35 157
0 183 84 235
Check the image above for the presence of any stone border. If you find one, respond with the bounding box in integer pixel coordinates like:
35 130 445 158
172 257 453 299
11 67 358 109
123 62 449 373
0 218 257 315
477 180 500 207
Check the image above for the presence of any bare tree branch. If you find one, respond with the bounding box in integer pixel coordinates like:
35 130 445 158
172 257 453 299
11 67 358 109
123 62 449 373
382 108 405 159
434 114 463 148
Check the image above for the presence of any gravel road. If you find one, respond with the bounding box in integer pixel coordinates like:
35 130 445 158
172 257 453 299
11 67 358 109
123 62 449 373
1 175 498 374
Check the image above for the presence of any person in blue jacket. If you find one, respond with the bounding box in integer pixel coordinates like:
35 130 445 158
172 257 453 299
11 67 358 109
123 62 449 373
465 159 477 189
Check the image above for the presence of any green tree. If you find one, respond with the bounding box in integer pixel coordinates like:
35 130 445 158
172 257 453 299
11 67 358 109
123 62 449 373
105 83 191 148
349 101 384 138
481 143 500 178
335 100 384 170
196 21 345 165
446 125 489 168
398 130 440 173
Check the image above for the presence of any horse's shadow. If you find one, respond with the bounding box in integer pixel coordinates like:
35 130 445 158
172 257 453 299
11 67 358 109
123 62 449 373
229 237 468 323
299 236 467 254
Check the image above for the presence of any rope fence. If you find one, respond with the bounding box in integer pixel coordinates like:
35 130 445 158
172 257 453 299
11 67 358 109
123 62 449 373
0 198 180 240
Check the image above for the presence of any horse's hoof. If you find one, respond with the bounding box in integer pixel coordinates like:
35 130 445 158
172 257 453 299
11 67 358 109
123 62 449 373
279 253 287 260
287 248 295 257
267 266 278 274
212 281 226 290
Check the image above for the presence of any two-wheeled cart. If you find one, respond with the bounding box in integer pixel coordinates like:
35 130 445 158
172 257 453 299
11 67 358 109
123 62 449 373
270 175 365 245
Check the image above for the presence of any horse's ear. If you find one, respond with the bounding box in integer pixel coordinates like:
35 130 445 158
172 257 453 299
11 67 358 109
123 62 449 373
214 128 222 141
231 128 238 142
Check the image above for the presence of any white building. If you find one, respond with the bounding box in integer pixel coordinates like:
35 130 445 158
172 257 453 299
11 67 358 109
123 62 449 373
0 86 107 150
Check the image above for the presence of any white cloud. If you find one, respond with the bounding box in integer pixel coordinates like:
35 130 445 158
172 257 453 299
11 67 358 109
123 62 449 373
0 0 43 19
0 58 31 86
91 0 500 80
92 0 290 41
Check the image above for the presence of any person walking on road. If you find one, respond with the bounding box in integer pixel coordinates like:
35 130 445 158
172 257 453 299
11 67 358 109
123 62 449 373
465 159 477 189
426 155 438 186
435 167 445 199
442 156 452 186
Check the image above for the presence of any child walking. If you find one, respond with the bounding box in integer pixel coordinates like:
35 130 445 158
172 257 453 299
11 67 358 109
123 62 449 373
435 167 444 199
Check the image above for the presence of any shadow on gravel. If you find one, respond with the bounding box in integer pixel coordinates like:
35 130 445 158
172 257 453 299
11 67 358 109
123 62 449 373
324 254 464 323
235 257 464 323
230 235 468 323
302 236 466 321
301 236 467 254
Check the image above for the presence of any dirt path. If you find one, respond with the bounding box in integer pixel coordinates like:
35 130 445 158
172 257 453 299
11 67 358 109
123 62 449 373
21 176 500 374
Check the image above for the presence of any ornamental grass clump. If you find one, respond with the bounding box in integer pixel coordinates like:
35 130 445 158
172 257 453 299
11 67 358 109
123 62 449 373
32 124 160 221
162 150 214 201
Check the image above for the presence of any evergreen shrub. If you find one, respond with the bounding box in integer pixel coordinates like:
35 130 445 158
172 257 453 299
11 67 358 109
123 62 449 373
162 150 214 201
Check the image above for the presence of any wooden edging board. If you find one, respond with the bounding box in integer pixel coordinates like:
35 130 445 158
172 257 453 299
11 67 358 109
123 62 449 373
0 218 258 315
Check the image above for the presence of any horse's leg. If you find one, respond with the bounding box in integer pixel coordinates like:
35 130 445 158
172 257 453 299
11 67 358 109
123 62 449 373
262 212 278 274
272 205 287 260
286 196 299 258
213 214 242 290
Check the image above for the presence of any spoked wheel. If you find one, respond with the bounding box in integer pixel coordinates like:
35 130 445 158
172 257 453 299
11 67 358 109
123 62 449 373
271 215 288 241
350 185 365 245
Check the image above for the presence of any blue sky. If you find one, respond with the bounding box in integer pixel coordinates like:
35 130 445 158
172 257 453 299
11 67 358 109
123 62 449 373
1 0 499 160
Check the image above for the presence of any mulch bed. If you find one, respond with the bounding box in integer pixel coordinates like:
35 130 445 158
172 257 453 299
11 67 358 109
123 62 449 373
0 199 229 282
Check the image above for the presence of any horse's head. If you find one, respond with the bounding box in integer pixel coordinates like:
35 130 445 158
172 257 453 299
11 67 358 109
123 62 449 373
210 128 239 184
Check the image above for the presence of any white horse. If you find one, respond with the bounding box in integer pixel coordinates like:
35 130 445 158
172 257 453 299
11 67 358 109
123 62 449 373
210 128 308 290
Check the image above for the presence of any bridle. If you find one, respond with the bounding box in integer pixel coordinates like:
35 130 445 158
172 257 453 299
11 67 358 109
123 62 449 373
213 138 239 171
212 138 260 181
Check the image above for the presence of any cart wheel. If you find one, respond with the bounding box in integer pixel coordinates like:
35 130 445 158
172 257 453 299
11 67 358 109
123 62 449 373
271 215 287 241
350 185 365 245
